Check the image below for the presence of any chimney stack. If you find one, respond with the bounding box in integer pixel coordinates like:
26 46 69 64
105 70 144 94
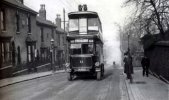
55 14 61 28
18 0 24 4
20 0 24 4
39 4 46 20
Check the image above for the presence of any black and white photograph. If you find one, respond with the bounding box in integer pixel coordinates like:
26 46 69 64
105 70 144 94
0 0 169 100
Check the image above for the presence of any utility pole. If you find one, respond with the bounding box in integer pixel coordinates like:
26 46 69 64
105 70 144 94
63 8 65 32
62 8 68 31
62 8 69 63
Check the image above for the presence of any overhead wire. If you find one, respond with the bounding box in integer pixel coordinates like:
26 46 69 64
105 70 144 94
60 0 76 11
25 0 81 22
52 0 72 20
73 0 81 5
77 0 81 4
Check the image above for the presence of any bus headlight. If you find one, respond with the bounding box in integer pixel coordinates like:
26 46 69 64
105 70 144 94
95 62 100 67
65 63 70 68
65 63 71 72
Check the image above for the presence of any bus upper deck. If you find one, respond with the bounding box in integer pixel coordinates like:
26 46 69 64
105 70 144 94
67 10 103 42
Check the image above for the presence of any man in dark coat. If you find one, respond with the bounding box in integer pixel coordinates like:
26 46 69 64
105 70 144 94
141 56 150 77
123 53 128 74
123 52 133 83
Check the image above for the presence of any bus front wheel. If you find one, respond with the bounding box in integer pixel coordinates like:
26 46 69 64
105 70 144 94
97 71 101 80
68 73 73 81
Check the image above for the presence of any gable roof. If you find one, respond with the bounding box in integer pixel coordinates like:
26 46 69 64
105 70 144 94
56 28 66 34
2 0 37 14
36 16 57 28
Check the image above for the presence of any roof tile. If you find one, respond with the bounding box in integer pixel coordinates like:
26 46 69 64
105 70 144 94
2 0 37 14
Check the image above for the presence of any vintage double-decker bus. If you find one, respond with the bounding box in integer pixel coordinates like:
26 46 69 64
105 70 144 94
66 5 104 80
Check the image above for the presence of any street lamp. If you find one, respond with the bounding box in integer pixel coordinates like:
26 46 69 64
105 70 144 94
50 38 54 46
50 38 55 72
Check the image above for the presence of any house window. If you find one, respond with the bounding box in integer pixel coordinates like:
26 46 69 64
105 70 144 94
47 33 49 38
62 36 64 45
28 46 31 62
51 29 54 38
0 9 6 31
40 27 44 42
0 42 11 66
58 35 60 46
27 15 31 33
26 43 36 63
61 35 63 46
17 46 21 64
16 11 20 32
27 45 35 62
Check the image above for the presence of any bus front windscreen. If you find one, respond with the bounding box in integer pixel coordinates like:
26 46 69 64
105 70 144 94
69 19 78 32
70 44 93 55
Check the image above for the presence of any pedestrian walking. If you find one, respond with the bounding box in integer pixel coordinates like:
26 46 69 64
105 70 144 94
123 53 128 75
123 52 133 83
128 53 133 83
113 61 116 68
113 61 115 65
141 55 150 77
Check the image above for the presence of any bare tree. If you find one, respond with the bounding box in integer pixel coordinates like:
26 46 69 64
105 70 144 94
117 17 143 55
125 0 169 35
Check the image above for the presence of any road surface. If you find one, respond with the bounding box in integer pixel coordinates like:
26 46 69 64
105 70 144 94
0 66 129 100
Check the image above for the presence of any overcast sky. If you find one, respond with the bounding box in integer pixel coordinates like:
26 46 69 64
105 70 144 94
25 0 134 66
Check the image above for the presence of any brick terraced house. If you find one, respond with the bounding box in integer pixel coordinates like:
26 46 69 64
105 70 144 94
0 0 38 78
0 0 68 79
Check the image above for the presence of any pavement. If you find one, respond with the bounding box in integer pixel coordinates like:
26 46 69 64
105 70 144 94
124 67 169 100
0 70 65 88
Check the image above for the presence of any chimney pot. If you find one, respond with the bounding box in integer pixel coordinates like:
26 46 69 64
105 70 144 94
39 4 46 20
56 14 61 28
43 5 45 9
57 14 60 18
20 0 24 4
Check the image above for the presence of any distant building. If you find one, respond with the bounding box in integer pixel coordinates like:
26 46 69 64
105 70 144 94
0 0 37 78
